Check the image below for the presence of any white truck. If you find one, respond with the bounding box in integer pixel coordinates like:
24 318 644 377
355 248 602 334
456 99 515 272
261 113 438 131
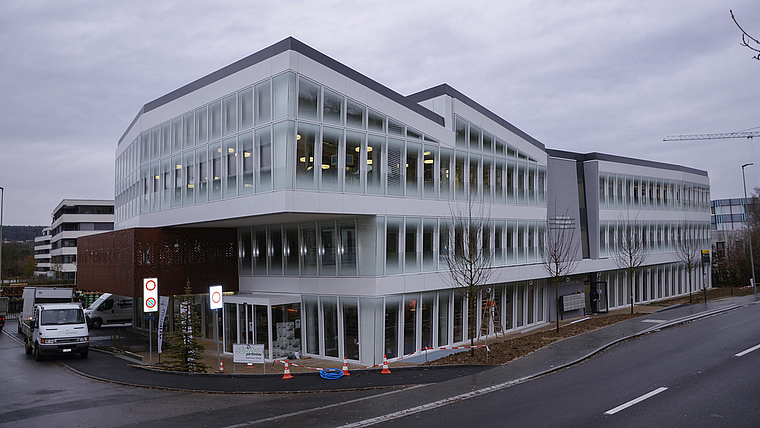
0 296 8 332
19 287 89 361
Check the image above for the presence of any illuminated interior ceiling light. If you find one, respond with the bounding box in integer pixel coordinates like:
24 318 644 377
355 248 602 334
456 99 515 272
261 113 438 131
355 146 361 152
228 148 235 153
244 152 251 157
367 159 373 165
367 146 373 152
424 159 434 164
244 183 252 188
187 184 194 188
322 164 330 169
218 148 222 153
297 134 301 140
154 175 160 179
424 151 431 155
176 164 182 169
300 157 306 163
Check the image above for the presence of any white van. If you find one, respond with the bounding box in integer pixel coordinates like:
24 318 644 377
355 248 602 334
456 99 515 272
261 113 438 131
84 293 133 328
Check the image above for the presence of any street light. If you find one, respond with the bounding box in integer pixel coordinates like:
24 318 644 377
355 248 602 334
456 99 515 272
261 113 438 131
741 163 756 295
0 186 4 287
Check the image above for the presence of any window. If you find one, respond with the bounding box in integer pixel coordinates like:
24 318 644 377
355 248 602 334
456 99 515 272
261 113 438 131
209 100 222 141
223 137 237 198
323 88 343 125
172 156 182 207
386 217 403 275
183 151 194 205
239 132 254 195
223 94 237 136
455 117 467 148
469 125 481 152
183 112 195 149
254 81 271 124
367 135 384 195
406 142 421 197
171 118 182 154
338 220 357 276
209 142 222 200
387 139 404 196
273 121 295 190
273 72 296 119
345 131 363 193
321 127 342 192
319 222 336 276
195 147 208 202
239 87 253 130
405 218 420 273
296 124 318 190
196 107 208 145
298 77 320 121
346 99 365 129
255 127 271 192
423 145 437 198
368 110 385 133
440 148 452 200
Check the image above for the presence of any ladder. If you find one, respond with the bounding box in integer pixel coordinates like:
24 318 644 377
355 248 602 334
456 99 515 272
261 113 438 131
479 299 504 340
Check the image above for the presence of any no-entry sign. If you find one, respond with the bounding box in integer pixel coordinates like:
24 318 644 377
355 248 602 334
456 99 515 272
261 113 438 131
209 285 223 310
144 278 158 313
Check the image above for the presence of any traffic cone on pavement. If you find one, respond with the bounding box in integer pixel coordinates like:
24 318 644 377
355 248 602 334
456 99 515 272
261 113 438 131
342 357 351 376
219 359 224 373
381 354 391 374
282 360 294 379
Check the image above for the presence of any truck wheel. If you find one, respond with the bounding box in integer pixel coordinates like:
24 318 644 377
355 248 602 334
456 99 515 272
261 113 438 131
34 343 43 361
92 319 102 329
80 349 88 359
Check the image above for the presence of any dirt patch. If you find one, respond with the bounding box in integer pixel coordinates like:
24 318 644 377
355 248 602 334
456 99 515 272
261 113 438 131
424 313 642 366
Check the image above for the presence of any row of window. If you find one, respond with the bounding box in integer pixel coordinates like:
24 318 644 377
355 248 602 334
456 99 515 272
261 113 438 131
238 217 548 278
116 120 547 222
601 263 704 307
599 173 710 212
599 221 710 258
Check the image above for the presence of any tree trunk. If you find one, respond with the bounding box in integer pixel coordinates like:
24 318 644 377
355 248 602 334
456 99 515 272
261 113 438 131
555 279 560 333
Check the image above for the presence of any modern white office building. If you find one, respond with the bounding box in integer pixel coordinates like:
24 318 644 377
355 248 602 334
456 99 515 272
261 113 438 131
87 37 710 365
33 227 52 277
35 199 114 280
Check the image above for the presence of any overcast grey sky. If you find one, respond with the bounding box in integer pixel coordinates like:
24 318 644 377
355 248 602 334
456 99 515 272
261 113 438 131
1 0 758 226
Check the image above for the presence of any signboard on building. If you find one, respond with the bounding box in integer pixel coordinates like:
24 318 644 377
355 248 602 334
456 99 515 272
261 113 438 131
143 278 158 313
701 249 710 264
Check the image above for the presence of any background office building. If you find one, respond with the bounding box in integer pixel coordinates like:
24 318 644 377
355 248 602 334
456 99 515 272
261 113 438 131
34 199 114 280
78 38 711 365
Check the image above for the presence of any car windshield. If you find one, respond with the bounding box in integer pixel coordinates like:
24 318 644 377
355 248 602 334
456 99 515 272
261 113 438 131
87 294 109 310
40 309 85 325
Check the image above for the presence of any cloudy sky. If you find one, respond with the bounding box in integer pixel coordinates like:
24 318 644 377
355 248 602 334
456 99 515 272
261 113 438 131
1 0 758 226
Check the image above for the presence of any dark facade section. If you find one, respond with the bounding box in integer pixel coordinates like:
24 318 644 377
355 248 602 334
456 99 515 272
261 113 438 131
77 228 238 297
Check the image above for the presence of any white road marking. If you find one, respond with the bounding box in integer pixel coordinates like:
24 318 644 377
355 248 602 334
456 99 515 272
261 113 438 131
604 387 668 415
641 319 667 323
219 384 428 428
570 317 590 324
735 343 760 357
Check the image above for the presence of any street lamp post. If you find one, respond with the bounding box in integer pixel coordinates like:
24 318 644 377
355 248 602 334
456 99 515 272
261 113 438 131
0 186 4 287
741 163 756 295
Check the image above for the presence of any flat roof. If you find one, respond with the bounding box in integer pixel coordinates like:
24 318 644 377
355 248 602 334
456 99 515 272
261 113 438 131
546 149 709 177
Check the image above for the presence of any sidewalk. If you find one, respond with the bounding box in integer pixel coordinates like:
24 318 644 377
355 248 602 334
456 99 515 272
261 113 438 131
59 293 759 393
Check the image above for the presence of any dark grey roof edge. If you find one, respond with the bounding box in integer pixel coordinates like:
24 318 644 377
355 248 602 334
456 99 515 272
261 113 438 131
406 84 546 151
546 149 709 177
118 37 444 147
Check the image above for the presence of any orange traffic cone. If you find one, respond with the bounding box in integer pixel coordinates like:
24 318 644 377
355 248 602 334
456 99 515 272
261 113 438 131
342 357 351 376
219 359 224 373
381 354 391 374
282 360 293 379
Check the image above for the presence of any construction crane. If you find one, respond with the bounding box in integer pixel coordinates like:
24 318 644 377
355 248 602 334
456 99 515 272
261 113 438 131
663 131 760 141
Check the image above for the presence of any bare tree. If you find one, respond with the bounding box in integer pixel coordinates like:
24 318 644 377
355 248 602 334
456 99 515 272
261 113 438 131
612 215 649 314
731 10 760 61
442 197 494 354
676 223 702 304
543 213 580 332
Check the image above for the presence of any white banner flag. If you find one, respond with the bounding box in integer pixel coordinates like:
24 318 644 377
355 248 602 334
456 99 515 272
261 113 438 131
157 296 169 354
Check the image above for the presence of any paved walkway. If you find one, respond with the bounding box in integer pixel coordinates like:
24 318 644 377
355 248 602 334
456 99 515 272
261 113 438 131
47 294 760 393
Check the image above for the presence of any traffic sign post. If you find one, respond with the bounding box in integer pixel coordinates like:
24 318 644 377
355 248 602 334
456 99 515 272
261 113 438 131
209 285 223 372
144 278 158 364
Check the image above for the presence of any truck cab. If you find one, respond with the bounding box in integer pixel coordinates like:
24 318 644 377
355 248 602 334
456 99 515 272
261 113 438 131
25 303 89 361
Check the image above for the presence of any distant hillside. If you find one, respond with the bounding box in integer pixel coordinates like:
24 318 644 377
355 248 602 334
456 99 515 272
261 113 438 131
2 226 44 242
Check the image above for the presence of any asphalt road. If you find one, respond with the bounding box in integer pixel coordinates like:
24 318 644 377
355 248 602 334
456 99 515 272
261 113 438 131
2 301 758 427
368 302 760 427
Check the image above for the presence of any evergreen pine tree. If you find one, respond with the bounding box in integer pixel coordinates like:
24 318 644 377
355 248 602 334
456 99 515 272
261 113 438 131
163 280 208 373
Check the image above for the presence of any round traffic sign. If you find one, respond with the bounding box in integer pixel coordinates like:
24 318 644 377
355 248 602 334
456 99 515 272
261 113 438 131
211 291 222 304
145 279 157 291
146 297 157 309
